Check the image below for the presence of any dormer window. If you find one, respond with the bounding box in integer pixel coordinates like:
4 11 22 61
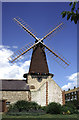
37 77 42 82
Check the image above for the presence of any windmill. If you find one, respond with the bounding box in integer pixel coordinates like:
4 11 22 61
7 17 70 106
8 17 69 76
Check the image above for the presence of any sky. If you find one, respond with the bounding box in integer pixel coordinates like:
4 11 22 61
0 1 79 91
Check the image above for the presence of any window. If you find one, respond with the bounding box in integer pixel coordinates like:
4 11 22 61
6 102 10 105
67 96 70 101
72 96 74 100
75 91 76 94
37 77 42 82
74 95 77 100
68 93 70 96
71 92 73 95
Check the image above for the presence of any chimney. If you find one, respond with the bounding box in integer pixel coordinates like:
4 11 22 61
68 88 70 91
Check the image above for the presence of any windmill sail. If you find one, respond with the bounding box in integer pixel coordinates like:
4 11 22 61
43 23 64 41
8 40 43 63
41 23 63 41
42 43 69 67
8 42 34 63
13 17 38 41
8 17 70 68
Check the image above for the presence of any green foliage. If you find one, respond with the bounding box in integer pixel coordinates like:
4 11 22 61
66 100 78 109
3 113 78 118
41 106 47 112
67 12 72 20
61 105 74 114
62 101 78 114
14 100 30 112
8 100 42 113
66 110 71 114
7 101 78 115
61 1 79 24
46 102 62 114
69 2 72 6
61 11 66 18
7 104 18 113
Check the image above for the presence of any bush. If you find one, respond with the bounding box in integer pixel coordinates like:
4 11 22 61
14 100 30 112
65 100 78 109
61 105 73 114
8 100 42 113
65 102 78 114
7 104 18 113
42 106 47 111
61 102 78 114
46 102 62 114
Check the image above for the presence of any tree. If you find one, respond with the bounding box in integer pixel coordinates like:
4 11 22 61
61 1 79 24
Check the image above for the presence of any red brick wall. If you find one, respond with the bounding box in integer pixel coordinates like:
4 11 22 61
46 81 48 106
28 91 31 101
0 100 7 112
62 91 65 105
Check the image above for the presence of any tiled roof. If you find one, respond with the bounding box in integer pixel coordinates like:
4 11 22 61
0 79 29 91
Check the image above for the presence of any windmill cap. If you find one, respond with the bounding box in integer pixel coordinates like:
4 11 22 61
23 72 54 78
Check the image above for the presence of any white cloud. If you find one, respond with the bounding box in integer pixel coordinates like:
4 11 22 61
12 46 18 49
0 45 30 79
0 45 10 49
62 72 79 90
67 73 78 81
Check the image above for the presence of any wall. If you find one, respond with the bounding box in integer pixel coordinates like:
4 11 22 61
1 91 29 104
27 75 63 106
31 82 46 106
27 75 49 90
48 79 62 105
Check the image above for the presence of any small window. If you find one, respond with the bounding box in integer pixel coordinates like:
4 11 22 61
37 77 42 82
74 95 77 99
68 93 70 96
72 96 74 100
6 102 10 105
75 91 76 94
69 97 70 100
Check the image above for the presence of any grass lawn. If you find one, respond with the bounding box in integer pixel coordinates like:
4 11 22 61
2 113 79 120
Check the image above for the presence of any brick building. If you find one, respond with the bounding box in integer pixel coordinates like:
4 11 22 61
64 87 79 108
65 87 79 102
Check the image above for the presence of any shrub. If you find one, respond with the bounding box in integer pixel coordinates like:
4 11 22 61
7 104 18 114
65 101 78 109
64 102 78 114
46 102 62 114
42 106 47 112
14 100 30 112
62 103 78 114
27 101 41 112
66 110 71 115
8 100 42 113
61 105 73 114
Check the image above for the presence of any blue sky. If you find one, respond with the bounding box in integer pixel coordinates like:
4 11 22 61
1 2 78 90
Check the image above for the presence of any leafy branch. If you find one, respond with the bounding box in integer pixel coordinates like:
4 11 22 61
61 2 79 24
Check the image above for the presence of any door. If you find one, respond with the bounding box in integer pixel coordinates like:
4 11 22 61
0 100 6 112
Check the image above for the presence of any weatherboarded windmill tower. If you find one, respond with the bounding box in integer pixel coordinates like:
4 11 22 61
8 17 69 106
